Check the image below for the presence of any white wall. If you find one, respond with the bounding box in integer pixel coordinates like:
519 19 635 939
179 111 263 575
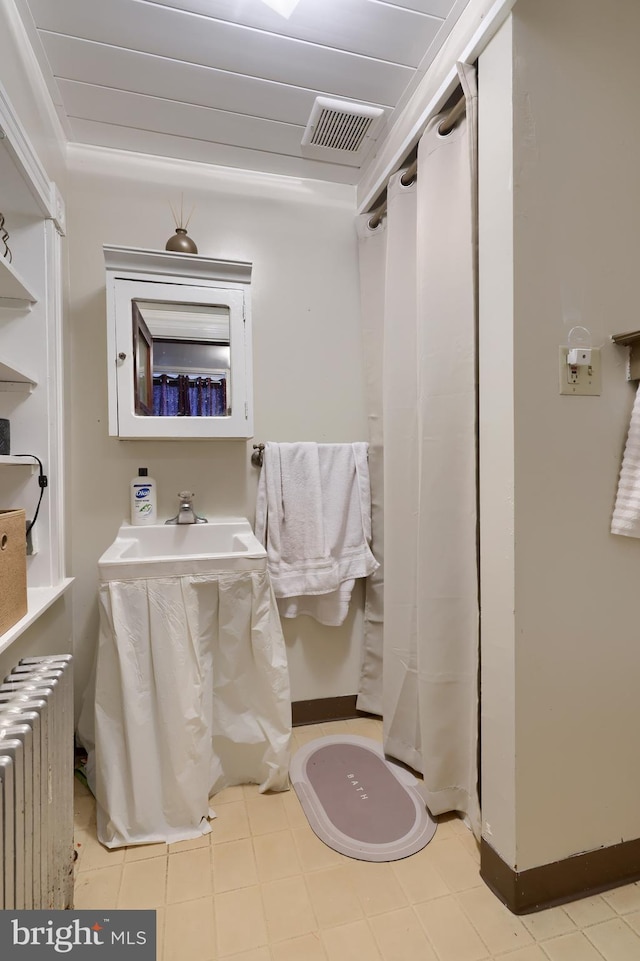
66 146 367 711
478 16 516 869
480 0 640 872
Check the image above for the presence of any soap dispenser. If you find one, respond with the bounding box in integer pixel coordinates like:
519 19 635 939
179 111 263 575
130 467 157 525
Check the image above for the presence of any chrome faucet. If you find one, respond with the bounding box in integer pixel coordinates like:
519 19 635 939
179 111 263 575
165 491 208 525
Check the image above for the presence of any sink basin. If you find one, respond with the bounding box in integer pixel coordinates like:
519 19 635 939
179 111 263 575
99 517 267 579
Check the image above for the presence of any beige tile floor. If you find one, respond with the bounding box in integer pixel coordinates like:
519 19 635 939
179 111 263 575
73 717 640 961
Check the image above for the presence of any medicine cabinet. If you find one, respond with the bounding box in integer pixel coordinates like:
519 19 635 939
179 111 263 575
104 246 254 439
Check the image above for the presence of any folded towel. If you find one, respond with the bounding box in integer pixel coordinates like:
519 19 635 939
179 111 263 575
612 383 640 536
276 583 356 629
255 442 379 626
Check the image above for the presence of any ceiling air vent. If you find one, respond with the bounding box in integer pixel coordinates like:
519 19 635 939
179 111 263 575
301 97 385 165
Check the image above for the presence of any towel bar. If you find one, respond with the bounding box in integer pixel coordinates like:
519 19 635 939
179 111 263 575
612 330 640 381
252 442 371 468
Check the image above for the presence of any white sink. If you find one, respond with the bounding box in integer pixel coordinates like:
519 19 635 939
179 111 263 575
99 518 267 579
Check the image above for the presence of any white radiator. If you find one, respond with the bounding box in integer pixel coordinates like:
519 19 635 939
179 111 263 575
0 654 74 910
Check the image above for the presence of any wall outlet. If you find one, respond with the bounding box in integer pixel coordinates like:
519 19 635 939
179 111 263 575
559 346 601 395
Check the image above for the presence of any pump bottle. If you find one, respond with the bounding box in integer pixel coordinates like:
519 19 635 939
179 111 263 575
130 467 157 525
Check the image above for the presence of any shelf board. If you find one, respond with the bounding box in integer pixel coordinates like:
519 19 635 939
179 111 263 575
0 360 37 392
0 256 38 307
0 455 38 469
0 579 74 656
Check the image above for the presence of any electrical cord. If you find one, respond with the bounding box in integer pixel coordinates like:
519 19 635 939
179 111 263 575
11 454 48 536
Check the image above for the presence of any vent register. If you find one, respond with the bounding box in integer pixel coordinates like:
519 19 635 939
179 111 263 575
301 97 384 165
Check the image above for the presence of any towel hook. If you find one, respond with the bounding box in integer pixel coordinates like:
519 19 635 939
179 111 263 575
251 443 265 467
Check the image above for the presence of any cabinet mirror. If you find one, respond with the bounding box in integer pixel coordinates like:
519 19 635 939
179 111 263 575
105 247 253 440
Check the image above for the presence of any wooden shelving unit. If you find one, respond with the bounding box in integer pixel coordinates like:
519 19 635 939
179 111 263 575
0 582 74 657
0 84 71 647
0 455 38 468
0 360 37 392
0 255 38 308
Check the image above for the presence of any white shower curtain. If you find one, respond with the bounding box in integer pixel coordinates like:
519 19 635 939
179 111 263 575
355 203 386 717
357 63 480 836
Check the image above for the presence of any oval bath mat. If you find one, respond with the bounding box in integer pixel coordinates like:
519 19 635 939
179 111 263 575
289 734 436 862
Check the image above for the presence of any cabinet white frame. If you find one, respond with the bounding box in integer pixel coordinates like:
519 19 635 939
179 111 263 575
0 81 71 650
104 246 254 440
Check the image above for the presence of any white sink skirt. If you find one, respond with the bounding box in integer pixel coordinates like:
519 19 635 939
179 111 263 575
78 570 291 848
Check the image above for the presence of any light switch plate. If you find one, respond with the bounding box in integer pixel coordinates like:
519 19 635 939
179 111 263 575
559 346 601 395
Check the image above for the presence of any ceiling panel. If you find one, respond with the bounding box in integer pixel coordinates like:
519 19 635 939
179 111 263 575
28 0 413 103
137 0 444 66
40 34 358 125
69 119 359 183
382 0 458 14
59 80 317 159
17 0 472 183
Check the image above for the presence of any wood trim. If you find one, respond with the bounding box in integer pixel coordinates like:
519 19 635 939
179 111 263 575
292 695 363 727
103 245 252 285
481 837 640 914
357 0 517 212
0 81 55 219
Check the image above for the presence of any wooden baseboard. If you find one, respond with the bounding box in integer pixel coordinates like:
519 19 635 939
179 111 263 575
291 695 362 727
481 836 640 914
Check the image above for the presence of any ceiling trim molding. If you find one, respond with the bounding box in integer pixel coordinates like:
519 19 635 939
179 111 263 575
66 142 357 206
0 78 54 218
6 0 71 148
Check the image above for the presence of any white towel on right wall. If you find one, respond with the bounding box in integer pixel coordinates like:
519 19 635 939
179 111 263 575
612 383 640 536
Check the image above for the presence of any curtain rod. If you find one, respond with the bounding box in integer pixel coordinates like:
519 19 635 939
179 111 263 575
366 94 467 231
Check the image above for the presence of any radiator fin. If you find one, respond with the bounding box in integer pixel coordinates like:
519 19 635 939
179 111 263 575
0 654 73 909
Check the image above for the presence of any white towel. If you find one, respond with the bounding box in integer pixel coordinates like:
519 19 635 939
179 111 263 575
612 383 640 536
255 442 379 626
